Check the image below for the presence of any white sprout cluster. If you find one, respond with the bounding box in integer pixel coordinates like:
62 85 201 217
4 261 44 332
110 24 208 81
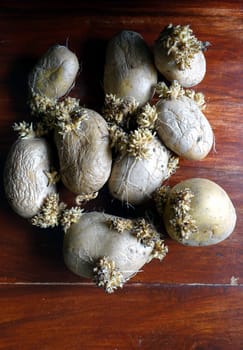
29 93 88 135
131 218 168 261
103 93 160 159
31 193 66 229
154 80 206 109
60 207 84 232
127 128 154 159
157 24 204 70
93 257 125 293
31 193 83 232
103 93 139 125
13 121 36 139
106 217 133 233
169 188 199 240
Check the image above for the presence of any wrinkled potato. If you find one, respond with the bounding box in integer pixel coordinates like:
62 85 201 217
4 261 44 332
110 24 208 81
161 178 237 246
108 134 173 205
55 108 112 196
154 24 208 87
4 136 56 218
156 90 213 160
104 30 157 106
63 211 168 293
28 44 79 99
104 96 178 205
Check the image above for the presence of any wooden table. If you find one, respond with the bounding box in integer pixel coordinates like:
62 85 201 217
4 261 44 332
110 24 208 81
0 1 242 349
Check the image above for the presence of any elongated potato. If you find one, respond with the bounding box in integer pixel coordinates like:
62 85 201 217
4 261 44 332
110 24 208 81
154 24 208 87
162 178 237 246
63 211 168 292
55 108 112 195
108 135 172 205
28 44 79 99
104 30 157 106
4 137 56 218
156 95 213 160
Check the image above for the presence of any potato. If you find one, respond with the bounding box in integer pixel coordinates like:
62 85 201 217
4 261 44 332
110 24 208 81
104 98 178 205
28 44 79 99
154 24 208 87
161 178 237 246
63 211 168 293
104 30 157 106
55 108 112 196
156 85 213 160
108 133 173 205
4 136 56 218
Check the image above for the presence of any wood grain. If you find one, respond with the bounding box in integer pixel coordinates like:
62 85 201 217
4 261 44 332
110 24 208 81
1 285 243 350
0 1 242 349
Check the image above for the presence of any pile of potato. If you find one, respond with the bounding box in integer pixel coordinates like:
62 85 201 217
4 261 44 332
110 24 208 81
4 24 237 293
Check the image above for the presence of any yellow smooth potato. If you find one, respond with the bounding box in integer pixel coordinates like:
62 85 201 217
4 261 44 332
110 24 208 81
163 178 237 246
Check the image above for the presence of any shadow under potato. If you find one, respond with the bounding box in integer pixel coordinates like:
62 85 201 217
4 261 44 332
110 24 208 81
6 56 37 120
75 38 107 111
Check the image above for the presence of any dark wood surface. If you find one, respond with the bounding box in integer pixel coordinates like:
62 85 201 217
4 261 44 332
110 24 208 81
0 1 242 349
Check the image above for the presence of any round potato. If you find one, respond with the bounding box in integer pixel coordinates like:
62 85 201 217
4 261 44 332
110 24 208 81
4 137 56 218
163 178 237 246
154 24 208 87
104 30 157 106
55 108 112 195
108 135 172 205
156 95 213 160
154 47 206 88
28 44 79 99
63 211 168 292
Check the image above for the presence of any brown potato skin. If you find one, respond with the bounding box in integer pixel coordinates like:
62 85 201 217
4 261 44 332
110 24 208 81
163 178 237 246
55 109 112 195
4 137 56 218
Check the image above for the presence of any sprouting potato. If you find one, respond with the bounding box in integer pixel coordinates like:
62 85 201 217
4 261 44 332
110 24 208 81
154 24 209 87
4 130 56 219
155 81 213 161
4 25 237 298
156 178 237 246
63 211 168 293
54 106 112 197
27 93 112 202
104 30 157 106
28 44 79 100
108 133 174 205
102 95 178 206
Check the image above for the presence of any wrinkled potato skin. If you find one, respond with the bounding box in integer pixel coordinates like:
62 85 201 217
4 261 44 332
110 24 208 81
153 46 206 87
28 45 79 99
63 211 153 279
55 109 112 195
4 138 55 218
108 137 170 205
104 30 157 105
164 178 237 246
156 96 213 160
